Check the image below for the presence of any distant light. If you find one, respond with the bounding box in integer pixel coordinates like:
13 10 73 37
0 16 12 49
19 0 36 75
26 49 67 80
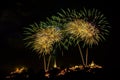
10 66 27 74
53 60 57 68
89 61 102 68
45 72 50 78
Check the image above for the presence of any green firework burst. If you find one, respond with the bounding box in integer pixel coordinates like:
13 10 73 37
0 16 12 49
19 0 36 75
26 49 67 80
47 14 72 50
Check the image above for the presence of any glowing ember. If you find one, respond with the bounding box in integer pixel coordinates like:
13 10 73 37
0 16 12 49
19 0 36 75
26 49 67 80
45 72 50 78
89 61 102 68
69 65 84 71
10 67 27 74
53 62 57 68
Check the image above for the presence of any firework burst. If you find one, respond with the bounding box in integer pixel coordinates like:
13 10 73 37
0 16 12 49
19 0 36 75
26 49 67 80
23 22 47 48
23 22 63 71
33 26 62 55
65 19 100 47
55 8 110 47
23 22 62 55
79 8 110 46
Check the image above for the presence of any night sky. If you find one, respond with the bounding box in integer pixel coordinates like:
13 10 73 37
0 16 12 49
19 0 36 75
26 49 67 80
0 0 117 75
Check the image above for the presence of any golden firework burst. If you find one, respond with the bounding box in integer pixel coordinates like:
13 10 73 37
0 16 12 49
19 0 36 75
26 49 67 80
33 26 62 54
65 19 100 46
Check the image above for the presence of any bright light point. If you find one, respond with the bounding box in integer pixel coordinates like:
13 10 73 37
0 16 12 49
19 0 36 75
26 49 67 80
53 63 57 68
89 61 102 68
74 65 79 68
10 67 27 74
90 61 95 67
45 72 50 78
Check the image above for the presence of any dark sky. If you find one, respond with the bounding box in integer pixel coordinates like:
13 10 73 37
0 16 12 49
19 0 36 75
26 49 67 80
0 0 117 74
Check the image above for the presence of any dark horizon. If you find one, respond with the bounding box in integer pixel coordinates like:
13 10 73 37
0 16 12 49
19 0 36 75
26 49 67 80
0 0 116 76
